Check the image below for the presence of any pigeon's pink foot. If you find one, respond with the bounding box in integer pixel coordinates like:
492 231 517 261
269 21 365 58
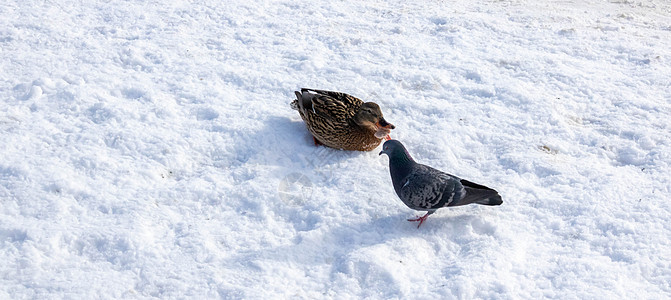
407 212 431 228
384 135 391 141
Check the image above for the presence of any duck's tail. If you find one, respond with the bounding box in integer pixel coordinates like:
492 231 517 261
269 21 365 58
292 89 316 113
290 91 301 111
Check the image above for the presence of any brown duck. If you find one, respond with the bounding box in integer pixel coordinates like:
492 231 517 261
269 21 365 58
291 88 395 151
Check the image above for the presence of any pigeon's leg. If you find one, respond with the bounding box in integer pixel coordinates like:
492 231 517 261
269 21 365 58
384 135 391 141
312 136 323 146
407 211 435 228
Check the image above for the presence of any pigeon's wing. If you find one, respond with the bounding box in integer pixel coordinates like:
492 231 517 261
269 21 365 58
398 165 461 210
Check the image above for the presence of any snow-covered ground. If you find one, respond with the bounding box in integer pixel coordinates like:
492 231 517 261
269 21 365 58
2 0 670 298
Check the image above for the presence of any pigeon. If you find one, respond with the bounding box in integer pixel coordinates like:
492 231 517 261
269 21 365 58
379 140 502 228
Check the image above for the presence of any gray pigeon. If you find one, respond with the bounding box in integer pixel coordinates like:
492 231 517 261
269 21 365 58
379 140 502 228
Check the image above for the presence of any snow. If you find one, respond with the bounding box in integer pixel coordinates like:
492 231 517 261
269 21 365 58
2 0 670 298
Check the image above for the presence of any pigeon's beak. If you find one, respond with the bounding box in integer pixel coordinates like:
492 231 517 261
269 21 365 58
379 150 387 156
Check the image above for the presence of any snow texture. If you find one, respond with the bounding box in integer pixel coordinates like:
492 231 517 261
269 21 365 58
1 0 670 298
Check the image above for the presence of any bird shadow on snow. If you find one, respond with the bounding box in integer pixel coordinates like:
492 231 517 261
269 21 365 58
241 115 369 173
224 115 307 168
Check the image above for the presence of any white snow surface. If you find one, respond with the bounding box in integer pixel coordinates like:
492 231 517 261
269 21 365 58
2 0 671 298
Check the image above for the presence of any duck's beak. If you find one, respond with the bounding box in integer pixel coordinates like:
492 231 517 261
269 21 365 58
375 118 394 140
376 118 395 130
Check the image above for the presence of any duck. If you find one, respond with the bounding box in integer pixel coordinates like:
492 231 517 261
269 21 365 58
291 88 395 151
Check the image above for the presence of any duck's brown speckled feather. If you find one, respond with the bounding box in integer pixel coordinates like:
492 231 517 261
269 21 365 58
291 88 383 151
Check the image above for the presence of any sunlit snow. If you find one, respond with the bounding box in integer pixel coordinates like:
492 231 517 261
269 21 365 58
1 0 670 298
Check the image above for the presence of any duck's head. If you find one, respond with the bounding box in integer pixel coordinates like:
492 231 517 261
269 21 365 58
353 102 395 139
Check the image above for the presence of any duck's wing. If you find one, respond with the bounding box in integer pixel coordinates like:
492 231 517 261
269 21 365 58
298 88 362 122
302 89 363 110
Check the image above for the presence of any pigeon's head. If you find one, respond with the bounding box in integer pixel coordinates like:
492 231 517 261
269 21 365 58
379 139 413 162
353 102 395 139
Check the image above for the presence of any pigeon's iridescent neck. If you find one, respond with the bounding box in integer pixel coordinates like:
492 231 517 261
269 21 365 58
390 147 414 165
389 149 415 187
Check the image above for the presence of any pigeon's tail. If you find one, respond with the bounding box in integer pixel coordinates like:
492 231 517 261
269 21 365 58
475 194 503 206
457 179 503 206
